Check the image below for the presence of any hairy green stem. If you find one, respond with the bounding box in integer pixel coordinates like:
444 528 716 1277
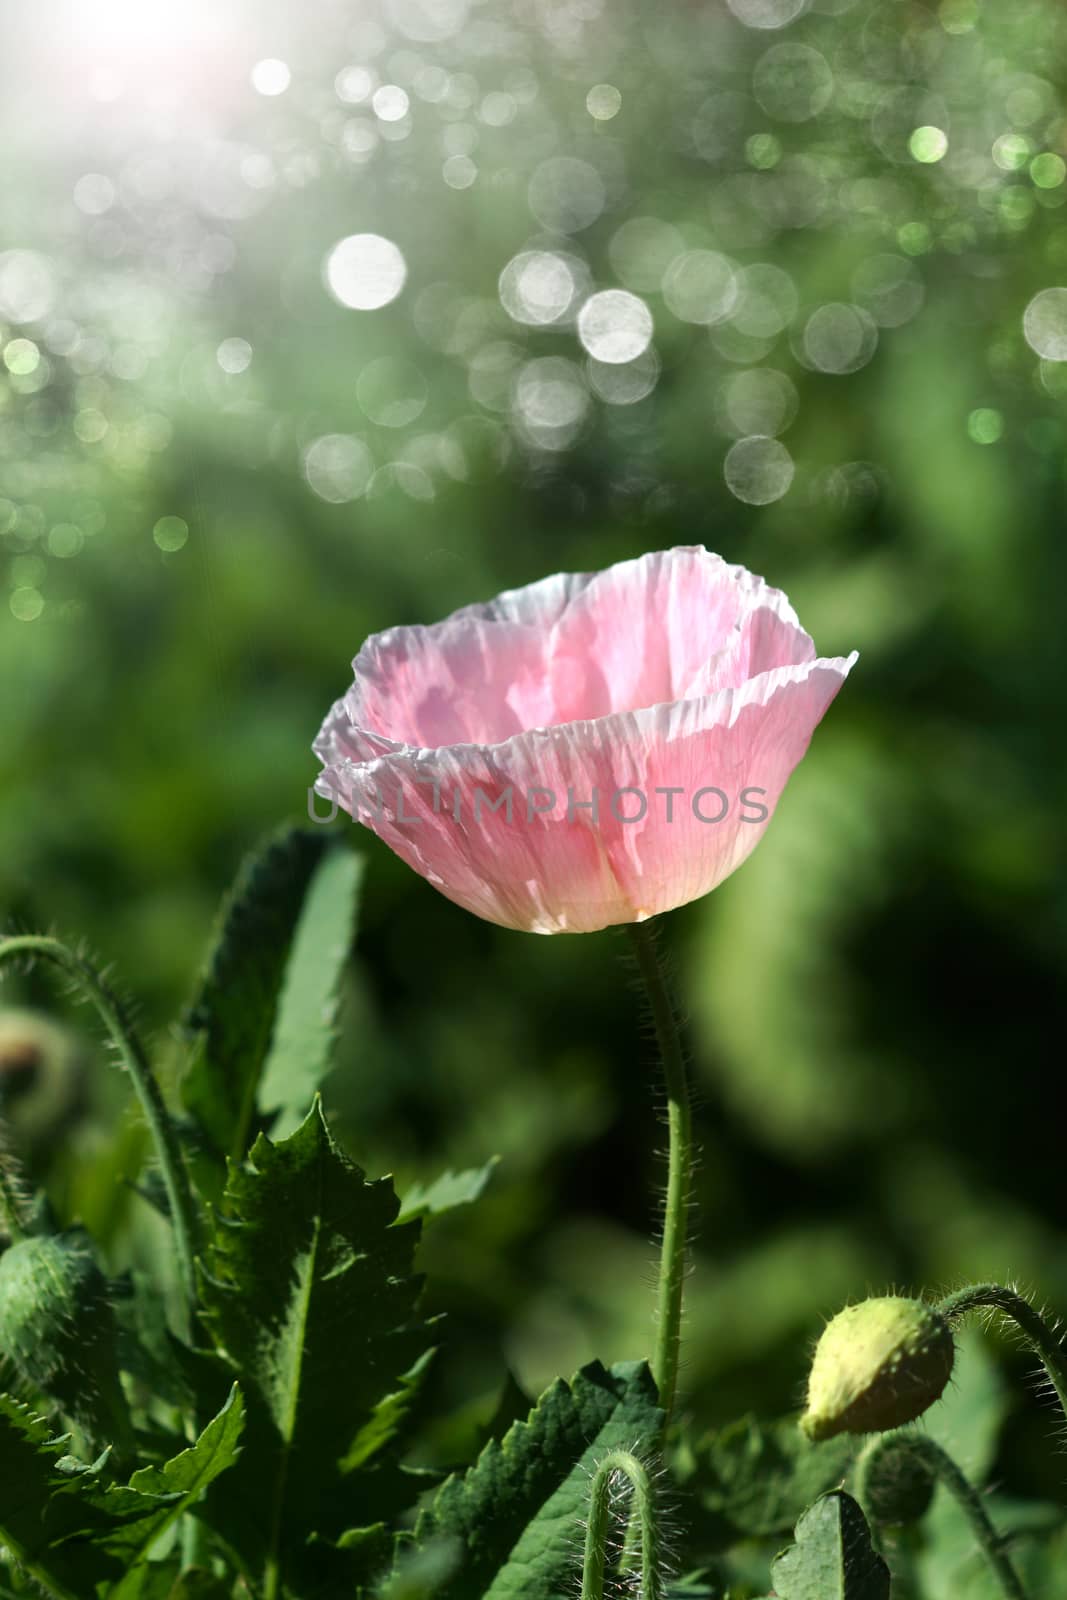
626 921 692 1425
858 1434 1028 1600
938 1283 1067 1421
0 936 201 1326
581 1449 662 1600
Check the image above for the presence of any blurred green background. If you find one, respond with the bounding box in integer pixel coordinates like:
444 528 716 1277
2 0 1065 1513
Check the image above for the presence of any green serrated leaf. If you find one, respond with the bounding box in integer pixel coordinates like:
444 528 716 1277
181 827 355 1166
1 1387 242 1600
257 845 363 1138
397 1157 500 1226
90 1384 244 1592
415 1359 663 1600
0 1393 114 1599
198 1101 430 1596
770 1492 890 1600
342 1350 436 1474
678 1413 855 1543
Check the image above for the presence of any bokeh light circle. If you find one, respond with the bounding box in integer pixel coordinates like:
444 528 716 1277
1031 153 1066 189
753 44 833 123
153 516 189 552
325 234 407 310
336 66 375 104
662 250 737 325
587 84 622 121
73 174 116 215
725 0 808 29
513 357 589 446
217 337 253 373
731 263 798 338
720 368 798 437
385 0 469 43
498 251 582 326
576 290 653 363
1023 287 1067 361
252 59 291 96
373 85 410 122
303 434 375 501
609 217 686 293
528 158 606 234
587 347 660 405
10 587 44 622
0 250 56 323
908 126 948 163
356 357 429 427
849 254 924 328
801 302 878 373
723 435 795 503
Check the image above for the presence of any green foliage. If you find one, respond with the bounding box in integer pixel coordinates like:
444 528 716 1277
197 1100 430 1595
256 845 364 1138
903 1484 1059 1600
5 822 1067 1600
5 22 1067 1600
77 1386 245 1581
678 1413 855 1544
0 1393 113 1598
182 827 361 1168
767 1493 890 1600
397 1157 500 1226
691 732 912 1159
413 1359 662 1599
0 1386 243 1600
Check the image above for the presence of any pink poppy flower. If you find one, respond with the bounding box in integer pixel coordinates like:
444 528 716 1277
313 546 857 933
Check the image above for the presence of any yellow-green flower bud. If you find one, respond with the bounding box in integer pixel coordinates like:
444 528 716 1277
801 1296 954 1442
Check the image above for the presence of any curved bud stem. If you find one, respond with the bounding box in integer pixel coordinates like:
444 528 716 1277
857 1433 1028 1600
581 1449 662 1600
0 936 201 1328
937 1283 1067 1422
626 921 692 1426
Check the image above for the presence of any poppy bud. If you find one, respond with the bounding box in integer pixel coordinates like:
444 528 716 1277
801 1296 954 1442
857 1435 936 1525
0 1008 85 1145
0 1229 131 1448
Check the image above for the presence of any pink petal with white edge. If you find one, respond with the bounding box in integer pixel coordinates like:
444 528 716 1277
315 615 858 933
331 547 816 752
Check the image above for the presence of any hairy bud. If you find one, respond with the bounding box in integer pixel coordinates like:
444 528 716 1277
0 1229 131 1447
801 1296 954 1442
857 1436 936 1525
